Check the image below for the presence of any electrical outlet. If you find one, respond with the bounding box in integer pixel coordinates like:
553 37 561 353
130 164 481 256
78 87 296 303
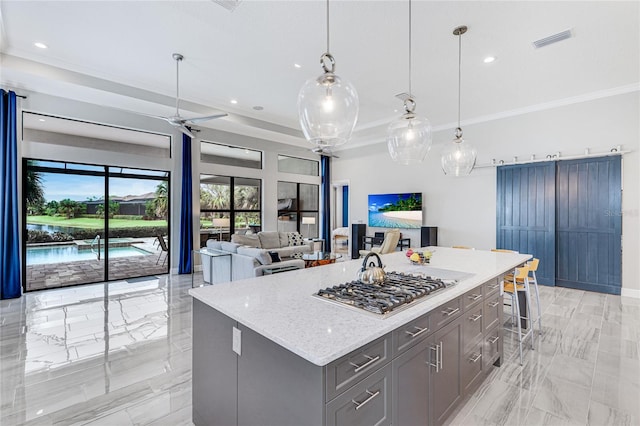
232 327 241 356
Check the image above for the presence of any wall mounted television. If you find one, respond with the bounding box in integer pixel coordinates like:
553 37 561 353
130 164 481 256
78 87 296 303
368 192 423 229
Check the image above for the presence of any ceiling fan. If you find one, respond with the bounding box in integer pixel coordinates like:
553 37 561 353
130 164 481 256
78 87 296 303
150 53 227 139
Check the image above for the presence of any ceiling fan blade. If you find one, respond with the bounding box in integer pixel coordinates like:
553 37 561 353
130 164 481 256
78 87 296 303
177 125 196 139
185 113 228 124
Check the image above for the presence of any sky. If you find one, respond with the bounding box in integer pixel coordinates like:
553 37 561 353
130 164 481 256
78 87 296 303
368 193 422 212
41 173 161 202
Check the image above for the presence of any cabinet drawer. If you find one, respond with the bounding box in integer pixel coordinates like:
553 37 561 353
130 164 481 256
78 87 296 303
461 342 483 396
483 294 501 332
326 363 392 426
326 335 391 401
484 278 501 298
432 296 462 330
392 312 431 355
483 326 501 370
462 304 483 351
463 286 483 311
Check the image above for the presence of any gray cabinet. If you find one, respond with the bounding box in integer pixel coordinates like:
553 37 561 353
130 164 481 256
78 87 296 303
326 335 391 401
391 339 430 426
430 318 462 426
193 280 504 426
326 364 392 426
461 340 484 395
392 310 431 356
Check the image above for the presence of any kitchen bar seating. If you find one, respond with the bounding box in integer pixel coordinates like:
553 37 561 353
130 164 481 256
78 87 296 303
502 265 535 365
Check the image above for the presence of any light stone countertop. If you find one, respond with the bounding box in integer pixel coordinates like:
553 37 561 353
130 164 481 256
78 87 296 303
189 247 531 366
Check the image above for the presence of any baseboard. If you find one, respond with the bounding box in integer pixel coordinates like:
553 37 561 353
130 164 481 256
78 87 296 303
621 288 640 299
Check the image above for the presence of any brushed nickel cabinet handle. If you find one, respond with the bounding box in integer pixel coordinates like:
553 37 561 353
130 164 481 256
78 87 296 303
405 326 429 338
488 336 500 344
488 301 500 307
442 307 460 316
349 354 380 373
468 293 482 301
469 314 483 322
428 345 440 372
352 389 380 411
469 353 482 363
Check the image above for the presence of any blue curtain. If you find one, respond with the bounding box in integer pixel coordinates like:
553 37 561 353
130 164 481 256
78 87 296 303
178 132 193 274
320 156 331 242
342 186 349 227
0 89 21 299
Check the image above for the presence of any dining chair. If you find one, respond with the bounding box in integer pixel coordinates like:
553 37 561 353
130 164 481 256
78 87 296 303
359 229 400 257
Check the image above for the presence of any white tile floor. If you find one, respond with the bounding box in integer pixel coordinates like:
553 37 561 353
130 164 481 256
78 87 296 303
1 274 639 425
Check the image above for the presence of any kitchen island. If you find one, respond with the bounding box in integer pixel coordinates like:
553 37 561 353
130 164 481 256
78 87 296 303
189 247 531 426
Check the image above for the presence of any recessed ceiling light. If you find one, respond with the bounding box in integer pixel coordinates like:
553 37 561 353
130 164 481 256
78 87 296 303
252 105 264 111
230 99 238 104
38 118 46 122
483 56 496 64
34 42 48 49
294 63 302 69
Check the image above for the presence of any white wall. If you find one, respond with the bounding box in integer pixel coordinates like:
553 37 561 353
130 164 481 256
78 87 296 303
332 92 640 296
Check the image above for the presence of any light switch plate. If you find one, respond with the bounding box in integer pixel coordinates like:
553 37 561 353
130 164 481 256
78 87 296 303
232 326 241 356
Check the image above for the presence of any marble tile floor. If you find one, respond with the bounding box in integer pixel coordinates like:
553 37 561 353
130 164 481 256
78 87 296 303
449 285 640 426
2 274 639 425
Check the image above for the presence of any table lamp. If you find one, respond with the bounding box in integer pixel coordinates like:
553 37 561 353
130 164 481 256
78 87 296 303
212 217 230 241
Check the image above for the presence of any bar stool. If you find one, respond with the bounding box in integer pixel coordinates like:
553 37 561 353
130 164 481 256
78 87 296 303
525 258 542 334
503 265 535 365
491 248 518 253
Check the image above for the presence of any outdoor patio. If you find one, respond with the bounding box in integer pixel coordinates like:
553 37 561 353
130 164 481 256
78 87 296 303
25 238 169 291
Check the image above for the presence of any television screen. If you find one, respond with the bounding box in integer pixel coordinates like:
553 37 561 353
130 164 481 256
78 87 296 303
368 193 423 228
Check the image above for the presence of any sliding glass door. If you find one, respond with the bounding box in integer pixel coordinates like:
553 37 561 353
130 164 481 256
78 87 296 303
23 160 169 291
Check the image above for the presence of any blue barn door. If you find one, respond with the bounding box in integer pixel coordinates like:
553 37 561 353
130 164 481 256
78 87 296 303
555 157 622 294
496 162 556 285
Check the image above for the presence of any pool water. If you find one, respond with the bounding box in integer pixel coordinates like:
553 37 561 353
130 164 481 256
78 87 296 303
27 245 152 265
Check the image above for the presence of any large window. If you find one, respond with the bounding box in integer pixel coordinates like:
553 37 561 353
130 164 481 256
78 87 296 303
277 155 318 176
200 175 261 246
201 141 262 169
277 181 319 238
23 159 170 291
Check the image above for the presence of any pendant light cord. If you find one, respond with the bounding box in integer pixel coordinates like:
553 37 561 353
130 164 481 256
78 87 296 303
326 0 330 54
408 0 412 97
457 31 462 129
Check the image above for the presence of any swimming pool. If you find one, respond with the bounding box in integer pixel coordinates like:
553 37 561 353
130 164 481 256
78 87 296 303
26 245 152 265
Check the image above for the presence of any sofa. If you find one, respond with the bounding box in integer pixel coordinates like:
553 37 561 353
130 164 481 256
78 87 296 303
230 231 313 258
204 232 310 280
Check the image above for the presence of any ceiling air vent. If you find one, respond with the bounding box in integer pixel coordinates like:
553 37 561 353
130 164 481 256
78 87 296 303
532 29 573 49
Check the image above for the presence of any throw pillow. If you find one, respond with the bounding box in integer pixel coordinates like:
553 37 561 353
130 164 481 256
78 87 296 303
258 231 281 250
288 232 305 247
268 251 281 263
231 234 261 248
291 252 303 259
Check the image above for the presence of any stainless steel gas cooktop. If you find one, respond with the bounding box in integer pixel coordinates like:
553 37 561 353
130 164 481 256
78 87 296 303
315 271 456 317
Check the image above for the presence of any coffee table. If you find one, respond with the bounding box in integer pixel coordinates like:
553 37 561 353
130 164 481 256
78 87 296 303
302 251 342 268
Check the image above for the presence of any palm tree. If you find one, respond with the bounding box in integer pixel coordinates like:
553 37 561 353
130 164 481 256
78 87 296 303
153 182 168 219
25 161 45 214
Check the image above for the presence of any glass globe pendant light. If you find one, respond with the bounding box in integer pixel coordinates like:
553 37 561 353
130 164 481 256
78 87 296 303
387 0 432 165
298 0 359 149
441 25 477 176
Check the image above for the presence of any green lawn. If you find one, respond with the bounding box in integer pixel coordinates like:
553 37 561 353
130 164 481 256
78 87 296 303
27 216 167 229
